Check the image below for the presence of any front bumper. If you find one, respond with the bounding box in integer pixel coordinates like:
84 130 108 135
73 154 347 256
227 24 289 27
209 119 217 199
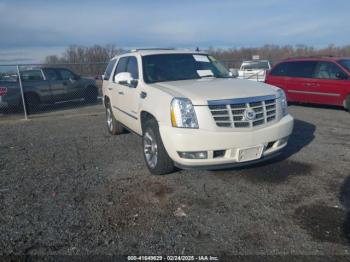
159 114 294 168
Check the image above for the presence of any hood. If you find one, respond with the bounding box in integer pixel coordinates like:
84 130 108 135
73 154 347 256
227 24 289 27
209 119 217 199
150 78 278 105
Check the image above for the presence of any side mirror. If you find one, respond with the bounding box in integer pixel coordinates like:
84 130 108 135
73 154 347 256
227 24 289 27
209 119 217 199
336 72 349 80
114 72 138 87
229 68 239 78
71 74 80 81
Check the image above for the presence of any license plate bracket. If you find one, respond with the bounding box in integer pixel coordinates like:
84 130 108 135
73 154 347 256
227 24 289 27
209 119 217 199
237 145 263 162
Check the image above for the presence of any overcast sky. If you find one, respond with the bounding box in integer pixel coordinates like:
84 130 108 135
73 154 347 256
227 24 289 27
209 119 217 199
0 0 349 63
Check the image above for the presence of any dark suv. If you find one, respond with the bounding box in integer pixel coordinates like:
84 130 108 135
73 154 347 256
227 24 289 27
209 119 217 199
265 57 350 112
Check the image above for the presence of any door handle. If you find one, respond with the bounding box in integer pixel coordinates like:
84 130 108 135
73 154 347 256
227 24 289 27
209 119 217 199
108 87 113 90
118 91 124 95
63 82 68 86
140 91 147 99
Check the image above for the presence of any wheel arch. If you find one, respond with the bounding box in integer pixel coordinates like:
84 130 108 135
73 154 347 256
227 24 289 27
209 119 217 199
140 111 158 133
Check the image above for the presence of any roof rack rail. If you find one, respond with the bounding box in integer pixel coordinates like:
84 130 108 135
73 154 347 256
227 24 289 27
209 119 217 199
130 48 176 52
286 55 335 59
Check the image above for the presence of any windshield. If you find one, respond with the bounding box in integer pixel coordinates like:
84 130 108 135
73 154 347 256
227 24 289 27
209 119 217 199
142 53 230 83
241 61 270 70
338 59 350 72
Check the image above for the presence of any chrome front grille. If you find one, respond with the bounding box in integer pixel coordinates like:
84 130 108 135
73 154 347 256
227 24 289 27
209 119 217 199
208 95 277 128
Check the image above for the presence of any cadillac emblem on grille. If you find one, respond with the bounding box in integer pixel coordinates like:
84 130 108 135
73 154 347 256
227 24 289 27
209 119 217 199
244 108 256 121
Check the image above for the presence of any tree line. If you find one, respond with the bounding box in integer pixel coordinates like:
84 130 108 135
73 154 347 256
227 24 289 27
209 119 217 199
44 44 350 75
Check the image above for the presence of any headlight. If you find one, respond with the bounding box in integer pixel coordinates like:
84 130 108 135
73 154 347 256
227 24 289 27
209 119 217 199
170 98 198 128
277 89 288 116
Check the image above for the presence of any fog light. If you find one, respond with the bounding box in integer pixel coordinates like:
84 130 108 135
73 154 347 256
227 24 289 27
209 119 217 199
277 136 289 146
178 151 208 159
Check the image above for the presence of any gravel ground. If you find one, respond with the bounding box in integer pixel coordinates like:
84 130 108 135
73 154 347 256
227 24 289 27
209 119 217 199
0 103 350 259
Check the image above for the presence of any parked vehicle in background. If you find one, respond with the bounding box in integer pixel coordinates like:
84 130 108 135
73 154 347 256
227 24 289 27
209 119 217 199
102 49 293 175
0 67 98 112
265 57 350 112
238 60 271 82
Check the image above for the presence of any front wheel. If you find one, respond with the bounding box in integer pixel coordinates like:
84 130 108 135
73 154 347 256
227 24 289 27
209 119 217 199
143 119 175 175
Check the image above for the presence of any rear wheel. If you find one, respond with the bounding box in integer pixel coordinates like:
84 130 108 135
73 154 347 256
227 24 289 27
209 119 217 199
143 118 175 175
106 104 124 135
346 95 350 113
24 93 40 114
84 87 98 103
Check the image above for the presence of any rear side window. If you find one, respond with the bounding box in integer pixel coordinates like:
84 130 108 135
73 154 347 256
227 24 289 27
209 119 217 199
270 62 289 76
104 59 117 80
126 57 139 79
21 70 44 81
271 61 317 78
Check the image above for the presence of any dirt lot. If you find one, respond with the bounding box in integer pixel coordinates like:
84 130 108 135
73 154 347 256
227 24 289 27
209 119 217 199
0 103 350 259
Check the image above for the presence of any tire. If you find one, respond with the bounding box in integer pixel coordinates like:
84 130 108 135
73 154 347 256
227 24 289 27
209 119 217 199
346 95 350 113
84 87 98 103
24 93 40 114
105 104 124 135
143 118 175 175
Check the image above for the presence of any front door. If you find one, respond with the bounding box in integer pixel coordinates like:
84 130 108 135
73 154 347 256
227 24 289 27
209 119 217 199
116 56 140 131
57 69 84 100
309 61 348 106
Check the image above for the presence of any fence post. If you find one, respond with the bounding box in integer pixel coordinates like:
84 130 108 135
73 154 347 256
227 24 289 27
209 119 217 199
16 65 28 120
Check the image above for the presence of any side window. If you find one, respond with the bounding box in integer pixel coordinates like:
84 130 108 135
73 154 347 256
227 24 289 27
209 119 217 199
114 57 129 78
44 69 60 81
104 59 117 80
313 62 347 80
270 62 289 76
21 70 44 81
288 61 317 78
59 69 75 80
126 57 139 79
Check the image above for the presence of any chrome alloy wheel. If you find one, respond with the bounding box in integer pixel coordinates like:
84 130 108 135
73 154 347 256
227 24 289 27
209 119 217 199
143 131 158 168
106 107 113 131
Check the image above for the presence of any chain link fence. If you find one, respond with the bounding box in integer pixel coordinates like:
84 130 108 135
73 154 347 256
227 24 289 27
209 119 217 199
0 62 108 120
0 59 262 121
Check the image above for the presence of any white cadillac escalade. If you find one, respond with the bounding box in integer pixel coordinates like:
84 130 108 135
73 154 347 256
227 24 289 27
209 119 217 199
102 49 294 175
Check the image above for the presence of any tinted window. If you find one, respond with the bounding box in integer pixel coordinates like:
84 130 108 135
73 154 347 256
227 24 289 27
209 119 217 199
270 62 289 76
271 61 317 78
339 59 350 72
44 69 60 81
21 70 44 81
313 62 346 80
114 57 129 77
126 57 139 79
104 59 117 80
59 69 75 80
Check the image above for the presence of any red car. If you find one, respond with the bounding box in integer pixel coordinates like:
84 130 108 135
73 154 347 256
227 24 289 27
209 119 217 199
265 57 350 112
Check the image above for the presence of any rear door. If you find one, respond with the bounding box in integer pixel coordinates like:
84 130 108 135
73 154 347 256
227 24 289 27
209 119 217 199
21 69 52 103
309 61 348 106
43 68 67 101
